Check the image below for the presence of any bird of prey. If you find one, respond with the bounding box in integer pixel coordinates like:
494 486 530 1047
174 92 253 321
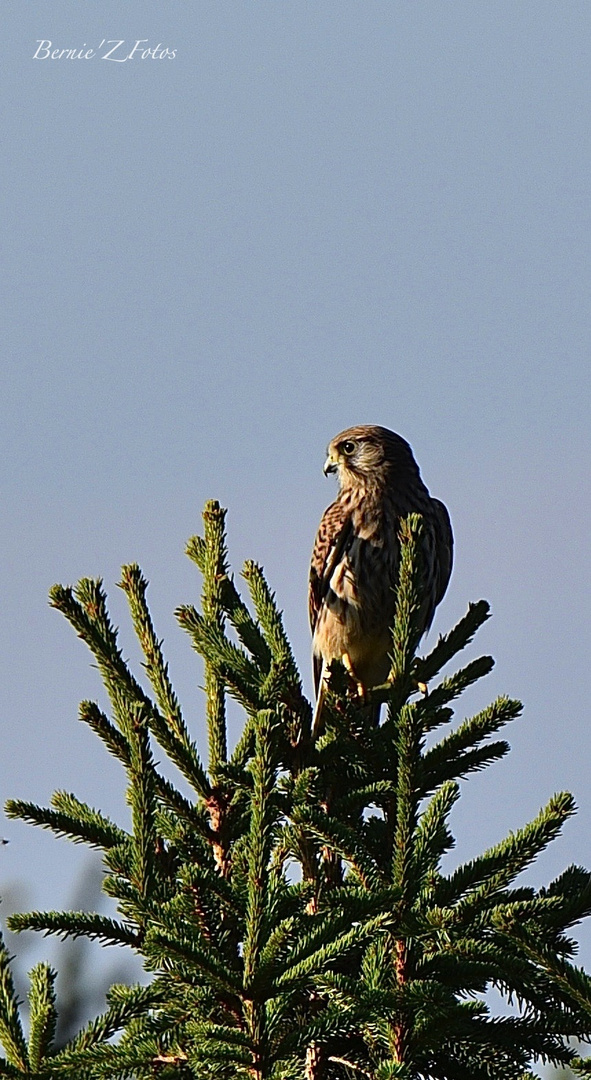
309 425 453 732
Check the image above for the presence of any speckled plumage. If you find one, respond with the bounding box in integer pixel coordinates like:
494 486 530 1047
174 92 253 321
309 425 453 729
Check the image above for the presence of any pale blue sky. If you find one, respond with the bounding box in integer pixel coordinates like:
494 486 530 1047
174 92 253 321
1 0 590 997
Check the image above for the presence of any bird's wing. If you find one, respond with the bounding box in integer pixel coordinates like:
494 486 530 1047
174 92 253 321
309 500 354 694
431 498 454 607
309 499 354 633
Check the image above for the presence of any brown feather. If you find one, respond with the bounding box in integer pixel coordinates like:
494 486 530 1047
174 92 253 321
309 426 453 718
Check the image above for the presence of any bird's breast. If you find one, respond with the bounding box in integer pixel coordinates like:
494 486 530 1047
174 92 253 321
320 532 398 635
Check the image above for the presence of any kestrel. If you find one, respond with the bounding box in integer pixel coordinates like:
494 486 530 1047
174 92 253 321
309 425 453 732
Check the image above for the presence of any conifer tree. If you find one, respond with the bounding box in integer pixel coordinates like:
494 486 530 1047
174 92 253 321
2 500 591 1078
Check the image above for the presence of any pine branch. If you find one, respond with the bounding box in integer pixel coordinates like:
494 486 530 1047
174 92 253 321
420 696 521 793
412 781 460 887
177 604 264 714
242 562 300 687
0 933 28 1072
179 863 243 921
126 703 157 904
201 500 229 774
144 925 242 998
332 781 400 818
10 501 591 1079
64 982 165 1053
292 806 385 891
435 792 577 913
392 703 423 900
416 655 495 719
537 865 591 936
413 601 491 685
229 714 257 771
186 534 273 669
275 912 392 990
79 701 211 841
420 741 511 794
4 795 128 851
49 579 128 719
494 917 591 1021
78 699 132 770
388 515 427 699
0 1062 26 1079
7 911 141 948
119 562 211 798
258 892 401 994
243 712 278 989
153 773 211 838
45 1037 163 1077
27 963 57 1071
51 583 211 799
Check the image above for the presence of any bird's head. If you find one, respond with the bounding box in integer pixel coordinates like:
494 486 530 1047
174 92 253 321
323 425 422 492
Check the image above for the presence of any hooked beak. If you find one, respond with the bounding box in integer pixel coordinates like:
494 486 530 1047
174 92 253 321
323 453 338 476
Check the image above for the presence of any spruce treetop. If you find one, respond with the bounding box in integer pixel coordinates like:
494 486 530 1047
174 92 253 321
2 500 590 1079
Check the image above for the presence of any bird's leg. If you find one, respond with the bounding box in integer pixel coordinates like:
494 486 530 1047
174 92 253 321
342 651 366 702
386 671 429 696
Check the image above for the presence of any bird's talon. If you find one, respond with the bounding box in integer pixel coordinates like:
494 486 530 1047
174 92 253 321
341 652 366 702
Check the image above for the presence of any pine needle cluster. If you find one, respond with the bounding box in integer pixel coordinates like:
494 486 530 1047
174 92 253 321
2 500 591 1079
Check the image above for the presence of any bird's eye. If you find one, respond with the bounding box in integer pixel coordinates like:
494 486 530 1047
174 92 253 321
341 440 356 455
